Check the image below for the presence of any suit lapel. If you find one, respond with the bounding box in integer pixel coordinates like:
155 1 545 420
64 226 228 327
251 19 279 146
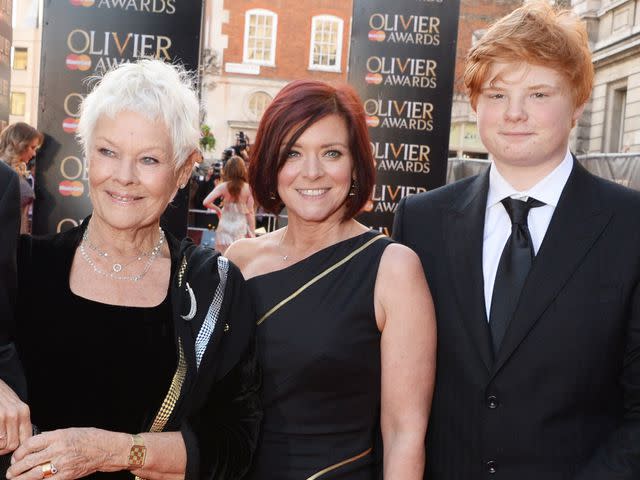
492 162 613 375
444 169 494 371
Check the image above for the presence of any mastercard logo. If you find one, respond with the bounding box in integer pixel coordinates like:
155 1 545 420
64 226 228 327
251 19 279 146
62 118 79 133
368 30 386 42
59 180 84 197
365 73 383 85
69 0 94 6
65 54 91 71
366 116 380 128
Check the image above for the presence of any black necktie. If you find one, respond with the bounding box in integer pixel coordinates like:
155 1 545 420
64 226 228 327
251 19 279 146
489 197 545 355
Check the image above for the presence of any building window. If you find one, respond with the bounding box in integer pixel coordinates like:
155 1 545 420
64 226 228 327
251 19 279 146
247 91 272 121
10 92 26 116
243 9 277 66
605 81 627 153
309 15 343 72
12 47 28 70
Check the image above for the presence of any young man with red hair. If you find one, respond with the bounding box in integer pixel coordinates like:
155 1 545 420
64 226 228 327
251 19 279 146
394 2 640 478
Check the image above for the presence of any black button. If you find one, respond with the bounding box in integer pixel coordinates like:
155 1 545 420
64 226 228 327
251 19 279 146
486 460 497 474
487 395 499 409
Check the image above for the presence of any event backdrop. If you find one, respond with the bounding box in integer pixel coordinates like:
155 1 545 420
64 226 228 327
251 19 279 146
349 0 460 234
33 0 202 237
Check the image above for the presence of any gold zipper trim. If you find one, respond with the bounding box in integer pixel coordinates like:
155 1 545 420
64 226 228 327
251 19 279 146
306 447 373 480
257 235 386 325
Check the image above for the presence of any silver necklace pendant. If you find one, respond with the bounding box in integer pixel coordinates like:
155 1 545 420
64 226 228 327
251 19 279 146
80 224 166 282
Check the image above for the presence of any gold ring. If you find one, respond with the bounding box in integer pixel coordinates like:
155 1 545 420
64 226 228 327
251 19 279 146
41 462 58 478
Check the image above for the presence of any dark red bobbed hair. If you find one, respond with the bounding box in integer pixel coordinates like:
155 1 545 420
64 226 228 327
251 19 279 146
248 79 375 221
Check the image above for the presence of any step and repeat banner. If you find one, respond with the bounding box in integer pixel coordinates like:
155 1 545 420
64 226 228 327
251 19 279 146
33 0 202 236
349 0 460 234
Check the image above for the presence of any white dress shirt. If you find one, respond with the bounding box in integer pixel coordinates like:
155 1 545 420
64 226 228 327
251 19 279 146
482 150 574 320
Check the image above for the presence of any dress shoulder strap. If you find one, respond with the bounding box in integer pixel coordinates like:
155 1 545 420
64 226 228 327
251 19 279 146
257 234 387 325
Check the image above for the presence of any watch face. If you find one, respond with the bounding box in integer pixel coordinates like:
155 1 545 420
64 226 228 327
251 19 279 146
129 445 146 468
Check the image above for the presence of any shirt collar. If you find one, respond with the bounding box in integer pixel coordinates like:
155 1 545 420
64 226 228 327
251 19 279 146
486 149 574 209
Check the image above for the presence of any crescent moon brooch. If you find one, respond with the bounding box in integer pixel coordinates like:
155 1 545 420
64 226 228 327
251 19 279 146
181 282 197 321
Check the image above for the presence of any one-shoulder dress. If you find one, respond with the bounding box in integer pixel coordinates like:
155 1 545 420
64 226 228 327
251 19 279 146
246 230 392 479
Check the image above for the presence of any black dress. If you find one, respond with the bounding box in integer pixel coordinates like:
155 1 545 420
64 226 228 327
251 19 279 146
246 231 391 479
13 222 262 480
15 228 175 479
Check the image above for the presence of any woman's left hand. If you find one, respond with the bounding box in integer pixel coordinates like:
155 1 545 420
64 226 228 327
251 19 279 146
6 427 128 480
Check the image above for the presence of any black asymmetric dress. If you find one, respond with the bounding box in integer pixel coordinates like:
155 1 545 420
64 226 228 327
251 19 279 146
246 231 391 480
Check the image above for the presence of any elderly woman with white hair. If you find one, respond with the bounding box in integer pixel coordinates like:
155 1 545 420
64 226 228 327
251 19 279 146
0 60 261 480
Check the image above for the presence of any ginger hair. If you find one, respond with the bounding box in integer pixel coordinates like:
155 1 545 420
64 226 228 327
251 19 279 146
464 1 593 109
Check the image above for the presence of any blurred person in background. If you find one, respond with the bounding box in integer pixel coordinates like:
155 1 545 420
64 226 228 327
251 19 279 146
0 123 43 233
203 155 255 253
190 163 221 231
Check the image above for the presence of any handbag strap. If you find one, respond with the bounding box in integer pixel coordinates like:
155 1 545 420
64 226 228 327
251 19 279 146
149 339 188 433
146 254 191 434
257 234 387 325
135 340 187 480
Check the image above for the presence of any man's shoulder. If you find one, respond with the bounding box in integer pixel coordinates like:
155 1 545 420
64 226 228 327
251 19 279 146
583 168 640 210
0 160 18 186
403 175 480 212
19 225 78 264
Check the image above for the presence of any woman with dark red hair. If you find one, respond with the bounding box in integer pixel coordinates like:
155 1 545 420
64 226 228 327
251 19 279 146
226 80 435 479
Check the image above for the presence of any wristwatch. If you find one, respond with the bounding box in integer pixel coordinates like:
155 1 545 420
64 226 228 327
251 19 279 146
128 434 146 469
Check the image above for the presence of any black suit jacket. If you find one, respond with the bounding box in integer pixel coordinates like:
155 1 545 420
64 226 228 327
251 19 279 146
0 161 26 400
393 161 640 479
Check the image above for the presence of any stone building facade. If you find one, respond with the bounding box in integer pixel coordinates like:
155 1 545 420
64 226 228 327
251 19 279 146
573 0 640 154
8 0 40 127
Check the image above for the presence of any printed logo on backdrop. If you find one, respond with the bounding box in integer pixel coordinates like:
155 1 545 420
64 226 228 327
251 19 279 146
365 56 438 89
69 0 176 14
364 98 434 131
65 29 172 74
368 13 440 46
69 0 94 7
349 0 460 232
61 92 83 134
372 141 431 174
365 184 428 214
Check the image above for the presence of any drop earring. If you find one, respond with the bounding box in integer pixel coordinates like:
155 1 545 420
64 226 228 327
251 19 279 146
348 179 357 197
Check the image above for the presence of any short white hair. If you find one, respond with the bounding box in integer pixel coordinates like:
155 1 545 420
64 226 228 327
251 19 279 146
77 59 200 170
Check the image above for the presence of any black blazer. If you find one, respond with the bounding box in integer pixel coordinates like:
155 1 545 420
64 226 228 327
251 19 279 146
0 161 26 400
393 161 640 479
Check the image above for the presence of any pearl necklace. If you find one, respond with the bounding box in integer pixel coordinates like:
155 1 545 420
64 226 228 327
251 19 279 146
80 227 165 281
